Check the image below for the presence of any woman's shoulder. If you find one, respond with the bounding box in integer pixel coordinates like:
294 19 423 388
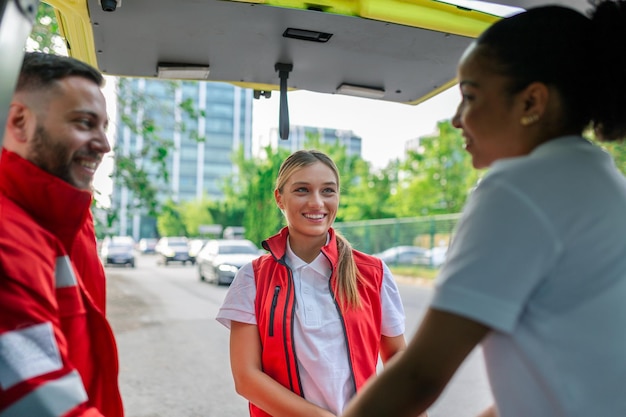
352 249 384 279
352 249 381 263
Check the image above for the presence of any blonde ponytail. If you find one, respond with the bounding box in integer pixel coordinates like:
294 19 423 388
335 231 362 309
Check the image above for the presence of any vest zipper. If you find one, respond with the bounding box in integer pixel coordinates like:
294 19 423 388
269 285 280 336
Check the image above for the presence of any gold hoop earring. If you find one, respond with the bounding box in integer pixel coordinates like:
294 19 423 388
520 114 539 126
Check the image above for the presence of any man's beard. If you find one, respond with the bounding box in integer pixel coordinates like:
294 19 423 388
28 125 93 191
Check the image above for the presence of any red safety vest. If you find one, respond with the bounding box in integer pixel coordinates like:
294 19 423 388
250 227 383 417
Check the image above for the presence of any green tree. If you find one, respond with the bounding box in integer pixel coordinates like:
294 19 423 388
596 140 626 176
156 199 187 237
233 145 291 245
113 78 176 217
30 3 65 54
391 120 479 216
179 199 215 237
582 129 626 176
209 200 245 229
339 157 397 221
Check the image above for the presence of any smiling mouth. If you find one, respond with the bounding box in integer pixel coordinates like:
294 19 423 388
80 160 99 170
304 213 326 220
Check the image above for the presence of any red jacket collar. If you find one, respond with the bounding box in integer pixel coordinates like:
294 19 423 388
0 149 93 247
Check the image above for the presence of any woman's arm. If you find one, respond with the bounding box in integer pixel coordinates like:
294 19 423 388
341 308 489 417
230 321 336 417
477 404 498 417
380 336 429 417
379 334 406 364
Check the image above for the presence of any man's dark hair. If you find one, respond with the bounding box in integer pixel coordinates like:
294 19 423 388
16 52 104 92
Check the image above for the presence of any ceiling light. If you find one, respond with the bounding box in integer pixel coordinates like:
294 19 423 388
157 64 210 80
337 83 385 99
283 28 332 43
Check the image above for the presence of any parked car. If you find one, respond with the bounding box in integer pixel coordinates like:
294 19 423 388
374 245 448 267
138 237 158 254
155 236 191 266
197 239 261 285
222 226 245 240
426 246 448 268
188 239 208 265
374 246 431 266
100 236 136 268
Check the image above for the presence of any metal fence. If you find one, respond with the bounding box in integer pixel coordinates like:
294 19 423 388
334 213 462 256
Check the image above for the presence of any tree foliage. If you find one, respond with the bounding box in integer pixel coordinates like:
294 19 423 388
113 78 178 217
156 199 187 237
156 197 218 238
179 199 215 237
206 199 246 232
595 137 626 176
30 3 65 54
391 120 479 216
230 145 291 245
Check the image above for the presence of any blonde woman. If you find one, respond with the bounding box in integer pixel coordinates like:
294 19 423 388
217 150 411 417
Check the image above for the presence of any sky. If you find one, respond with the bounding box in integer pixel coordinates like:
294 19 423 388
251 87 460 169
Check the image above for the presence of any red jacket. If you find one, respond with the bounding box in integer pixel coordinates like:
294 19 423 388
0 150 123 417
251 227 383 417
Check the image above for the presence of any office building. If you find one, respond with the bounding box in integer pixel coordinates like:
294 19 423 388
268 125 362 157
111 78 254 239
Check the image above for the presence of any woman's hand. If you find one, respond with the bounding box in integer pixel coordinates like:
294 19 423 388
230 321 338 417
341 309 489 417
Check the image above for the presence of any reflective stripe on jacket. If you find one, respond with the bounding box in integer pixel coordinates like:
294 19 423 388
250 226 383 417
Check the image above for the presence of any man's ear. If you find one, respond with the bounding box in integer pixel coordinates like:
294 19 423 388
274 188 284 210
5 102 31 145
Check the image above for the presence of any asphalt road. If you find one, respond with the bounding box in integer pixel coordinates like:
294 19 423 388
106 254 492 417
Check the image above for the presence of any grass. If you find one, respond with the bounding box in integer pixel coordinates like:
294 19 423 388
389 265 439 281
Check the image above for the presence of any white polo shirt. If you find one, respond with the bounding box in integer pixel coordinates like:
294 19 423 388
432 136 626 417
217 240 405 415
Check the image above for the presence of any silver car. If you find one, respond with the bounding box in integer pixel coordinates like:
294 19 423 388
197 239 261 285
155 236 192 266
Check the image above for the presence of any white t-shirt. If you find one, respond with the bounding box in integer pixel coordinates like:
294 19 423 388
217 240 405 415
432 136 626 417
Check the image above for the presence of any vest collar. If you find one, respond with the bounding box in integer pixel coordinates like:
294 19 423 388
263 226 339 266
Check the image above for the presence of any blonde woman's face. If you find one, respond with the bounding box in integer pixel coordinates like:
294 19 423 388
275 161 339 242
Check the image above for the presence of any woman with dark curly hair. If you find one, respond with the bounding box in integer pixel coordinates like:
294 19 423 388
342 2 626 417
